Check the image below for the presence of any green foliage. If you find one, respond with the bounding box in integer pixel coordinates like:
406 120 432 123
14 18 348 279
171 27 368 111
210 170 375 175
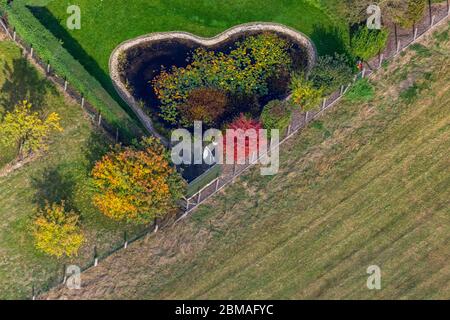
153 34 292 124
397 0 427 28
350 26 389 61
260 100 293 136
290 73 324 111
345 78 374 103
309 53 354 95
33 201 85 258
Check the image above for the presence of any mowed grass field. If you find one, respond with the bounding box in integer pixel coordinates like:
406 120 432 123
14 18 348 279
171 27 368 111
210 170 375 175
28 0 347 101
0 40 144 299
44 22 450 300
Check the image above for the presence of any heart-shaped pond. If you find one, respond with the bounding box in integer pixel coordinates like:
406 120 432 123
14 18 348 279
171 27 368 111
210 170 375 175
110 23 317 141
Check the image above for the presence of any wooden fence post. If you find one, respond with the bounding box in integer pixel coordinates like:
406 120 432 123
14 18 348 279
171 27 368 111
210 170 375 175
64 78 68 92
397 40 401 53
81 96 85 109
93 246 98 267
98 114 102 126
379 53 384 69
414 27 418 40
123 231 128 249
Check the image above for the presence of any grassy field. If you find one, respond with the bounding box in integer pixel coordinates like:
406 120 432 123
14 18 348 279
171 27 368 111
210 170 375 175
44 22 450 300
27 0 348 113
0 40 145 299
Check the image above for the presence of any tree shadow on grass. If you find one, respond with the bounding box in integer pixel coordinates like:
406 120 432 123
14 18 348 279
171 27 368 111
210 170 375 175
31 166 78 212
28 6 132 114
310 24 351 57
81 131 112 172
0 56 55 112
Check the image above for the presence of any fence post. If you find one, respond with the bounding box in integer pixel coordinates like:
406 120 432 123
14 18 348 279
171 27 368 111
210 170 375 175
154 219 159 233
13 29 16 42
215 177 220 191
62 264 67 284
414 27 418 40
98 113 102 126
31 285 36 301
123 231 128 249
428 0 432 26
30 45 33 58
64 78 68 92
431 15 435 26
322 98 327 110
362 68 366 78
305 111 309 123
340 85 345 96
93 246 98 267
378 53 384 69
46 61 51 74
81 95 85 109
287 124 292 135
397 40 401 53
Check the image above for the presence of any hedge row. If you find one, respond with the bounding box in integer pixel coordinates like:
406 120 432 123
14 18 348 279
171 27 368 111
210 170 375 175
0 0 143 141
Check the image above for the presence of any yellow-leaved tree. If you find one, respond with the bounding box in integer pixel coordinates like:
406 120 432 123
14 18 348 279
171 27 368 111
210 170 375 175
290 73 324 111
92 137 186 224
0 100 63 159
33 201 85 258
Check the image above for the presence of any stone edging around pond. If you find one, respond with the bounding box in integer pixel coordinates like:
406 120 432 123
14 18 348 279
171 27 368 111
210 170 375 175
109 22 318 145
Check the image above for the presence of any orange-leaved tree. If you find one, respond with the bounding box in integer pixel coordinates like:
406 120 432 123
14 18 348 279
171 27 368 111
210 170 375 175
92 137 185 224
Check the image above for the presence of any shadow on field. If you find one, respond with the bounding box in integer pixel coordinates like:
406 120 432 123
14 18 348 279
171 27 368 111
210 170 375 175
31 166 78 212
28 6 128 111
0 57 54 112
81 131 112 172
310 24 350 57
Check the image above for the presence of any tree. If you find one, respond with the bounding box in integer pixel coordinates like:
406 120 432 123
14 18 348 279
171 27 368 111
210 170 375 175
260 100 292 137
309 53 354 95
223 114 265 162
33 201 84 258
350 26 389 61
396 0 427 28
180 88 228 126
92 137 186 224
0 100 63 159
290 73 324 111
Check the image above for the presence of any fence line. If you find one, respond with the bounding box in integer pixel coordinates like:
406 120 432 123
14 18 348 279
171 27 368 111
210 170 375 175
0 16 126 144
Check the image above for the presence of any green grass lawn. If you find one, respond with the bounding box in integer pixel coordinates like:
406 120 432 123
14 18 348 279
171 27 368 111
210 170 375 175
26 0 348 115
44 22 450 300
0 40 145 299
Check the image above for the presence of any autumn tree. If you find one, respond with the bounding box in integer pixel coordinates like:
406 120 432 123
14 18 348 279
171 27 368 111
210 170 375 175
223 114 265 163
290 73 324 111
33 201 85 258
92 137 186 224
0 100 63 159
180 88 228 126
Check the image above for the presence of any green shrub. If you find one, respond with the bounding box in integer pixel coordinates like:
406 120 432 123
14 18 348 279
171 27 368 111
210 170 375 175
309 53 354 95
345 79 375 103
350 26 389 61
261 100 292 136
153 34 292 125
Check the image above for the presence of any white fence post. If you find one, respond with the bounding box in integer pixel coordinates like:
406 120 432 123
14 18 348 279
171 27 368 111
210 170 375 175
414 28 418 40
397 40 401 53
64 79 68 92
379 53 384 69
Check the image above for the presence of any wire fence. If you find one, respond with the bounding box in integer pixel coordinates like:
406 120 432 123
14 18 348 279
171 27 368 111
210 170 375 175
0 15 126 144
1 1 449 300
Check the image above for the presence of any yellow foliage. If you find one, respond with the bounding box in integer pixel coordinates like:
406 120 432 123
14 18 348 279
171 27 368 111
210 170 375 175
0 100 63 158
33 201 85 258
92 137 186 224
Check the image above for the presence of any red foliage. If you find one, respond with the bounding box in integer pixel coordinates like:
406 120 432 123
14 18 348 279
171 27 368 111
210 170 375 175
223 114 265 162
